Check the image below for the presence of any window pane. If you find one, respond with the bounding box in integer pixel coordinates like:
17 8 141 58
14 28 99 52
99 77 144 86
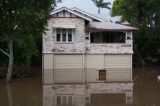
119 32 125 42
90 33 95 43
68 34 72 42
110 32 114 43
68 29 72 42
62 29 66 42
57 34 61 42
62 96 67 105
57 96 61 105
113 32 125 43
56 29 61 42
68 96 73 106
62 34 66 42
68 29 72 34
105 32 110 43
56 29 61 34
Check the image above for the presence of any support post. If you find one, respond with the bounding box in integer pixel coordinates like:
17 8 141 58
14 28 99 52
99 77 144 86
82 53 85 84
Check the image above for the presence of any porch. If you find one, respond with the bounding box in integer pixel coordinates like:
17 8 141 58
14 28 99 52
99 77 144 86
85 31 133 54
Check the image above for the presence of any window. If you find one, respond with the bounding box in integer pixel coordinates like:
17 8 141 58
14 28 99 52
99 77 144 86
56 95 74 106
56 28 74 43
99 70 106 80
90 32 125 43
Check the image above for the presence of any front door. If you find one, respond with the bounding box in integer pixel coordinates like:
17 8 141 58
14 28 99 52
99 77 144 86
99 70 106 80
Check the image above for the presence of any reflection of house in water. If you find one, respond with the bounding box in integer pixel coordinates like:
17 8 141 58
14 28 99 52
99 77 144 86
43 85 86 106
86 83 133 106
43 83 133 106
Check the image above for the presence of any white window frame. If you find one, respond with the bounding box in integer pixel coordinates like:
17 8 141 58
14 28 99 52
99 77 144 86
56 28 74 43
55 95 75 106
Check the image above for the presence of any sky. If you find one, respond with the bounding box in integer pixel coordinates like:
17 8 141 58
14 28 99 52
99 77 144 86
56 0 114 16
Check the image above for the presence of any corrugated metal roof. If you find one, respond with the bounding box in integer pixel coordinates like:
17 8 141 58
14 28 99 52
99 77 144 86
72 7 107 22
88 22 138 31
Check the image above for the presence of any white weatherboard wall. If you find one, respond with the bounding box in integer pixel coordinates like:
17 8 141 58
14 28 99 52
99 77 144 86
105 55 132 81
43 54 132 84
105 55 132 68
85 55 104 82
43 54 54 84
54 54 83 83
86 54 132 82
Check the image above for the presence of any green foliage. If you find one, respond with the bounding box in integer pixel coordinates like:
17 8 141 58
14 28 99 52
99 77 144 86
134 27 160 59
0 0 57 65
92 0 111 14
112 0 160 64
112 0 160 26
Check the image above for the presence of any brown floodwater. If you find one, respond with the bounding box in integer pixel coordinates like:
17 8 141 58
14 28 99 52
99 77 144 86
1 67 160 106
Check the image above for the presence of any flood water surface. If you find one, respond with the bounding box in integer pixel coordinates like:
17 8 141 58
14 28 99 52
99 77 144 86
1 67 160 106
0 71 42 106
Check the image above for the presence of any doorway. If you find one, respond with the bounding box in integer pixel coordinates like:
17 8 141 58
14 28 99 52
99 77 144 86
99 70 106 80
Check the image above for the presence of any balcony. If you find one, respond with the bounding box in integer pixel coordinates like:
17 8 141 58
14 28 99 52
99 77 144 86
86 31 133 54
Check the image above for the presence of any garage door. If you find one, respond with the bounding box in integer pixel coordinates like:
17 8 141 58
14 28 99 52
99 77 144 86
105 55 132 68
55 55 83 69
54 54 83 83
86 55 104 69
105 55 132 81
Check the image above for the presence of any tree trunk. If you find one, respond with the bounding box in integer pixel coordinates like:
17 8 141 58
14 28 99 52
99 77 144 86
6 40 14 82
98 8 100 14
6 84 13 106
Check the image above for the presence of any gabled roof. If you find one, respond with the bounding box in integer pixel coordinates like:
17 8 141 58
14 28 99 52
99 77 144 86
87 22 138 31
50 7 92 21
72 7 107 22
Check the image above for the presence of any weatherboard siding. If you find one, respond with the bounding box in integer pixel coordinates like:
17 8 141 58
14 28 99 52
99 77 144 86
43 54 132 84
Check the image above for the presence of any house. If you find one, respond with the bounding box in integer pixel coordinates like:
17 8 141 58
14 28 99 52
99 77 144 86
42 7 138 84
43 83 133 105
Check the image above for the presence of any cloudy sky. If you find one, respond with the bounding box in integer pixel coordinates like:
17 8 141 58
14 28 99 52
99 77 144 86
56 0 114 16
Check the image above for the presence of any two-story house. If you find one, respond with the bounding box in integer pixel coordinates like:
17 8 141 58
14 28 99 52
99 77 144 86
43 7 138 84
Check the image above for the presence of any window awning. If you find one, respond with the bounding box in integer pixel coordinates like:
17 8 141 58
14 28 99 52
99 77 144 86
52 24 76 29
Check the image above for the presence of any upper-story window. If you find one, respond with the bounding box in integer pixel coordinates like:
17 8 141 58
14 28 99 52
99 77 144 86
56 28 74 43
90 32 126 43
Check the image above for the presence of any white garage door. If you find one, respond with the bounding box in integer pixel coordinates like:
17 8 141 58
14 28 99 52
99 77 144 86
86 55 104 69
55 55 83 69
54 54 83 83
105 55 132 68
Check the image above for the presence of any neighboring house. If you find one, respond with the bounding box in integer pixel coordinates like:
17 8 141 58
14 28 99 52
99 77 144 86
43 7 138 84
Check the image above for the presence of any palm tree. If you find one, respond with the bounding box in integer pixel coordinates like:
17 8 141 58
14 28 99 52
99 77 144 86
92 0 111 14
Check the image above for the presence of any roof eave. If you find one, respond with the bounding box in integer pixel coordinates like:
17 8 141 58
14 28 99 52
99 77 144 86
71 7 107 22
86 28 138 32
50 7 92 21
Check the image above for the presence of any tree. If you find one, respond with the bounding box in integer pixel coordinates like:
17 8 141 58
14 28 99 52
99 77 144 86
111 0 160 65
92 0 111 14
112 0 160 27
0 0 56 82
